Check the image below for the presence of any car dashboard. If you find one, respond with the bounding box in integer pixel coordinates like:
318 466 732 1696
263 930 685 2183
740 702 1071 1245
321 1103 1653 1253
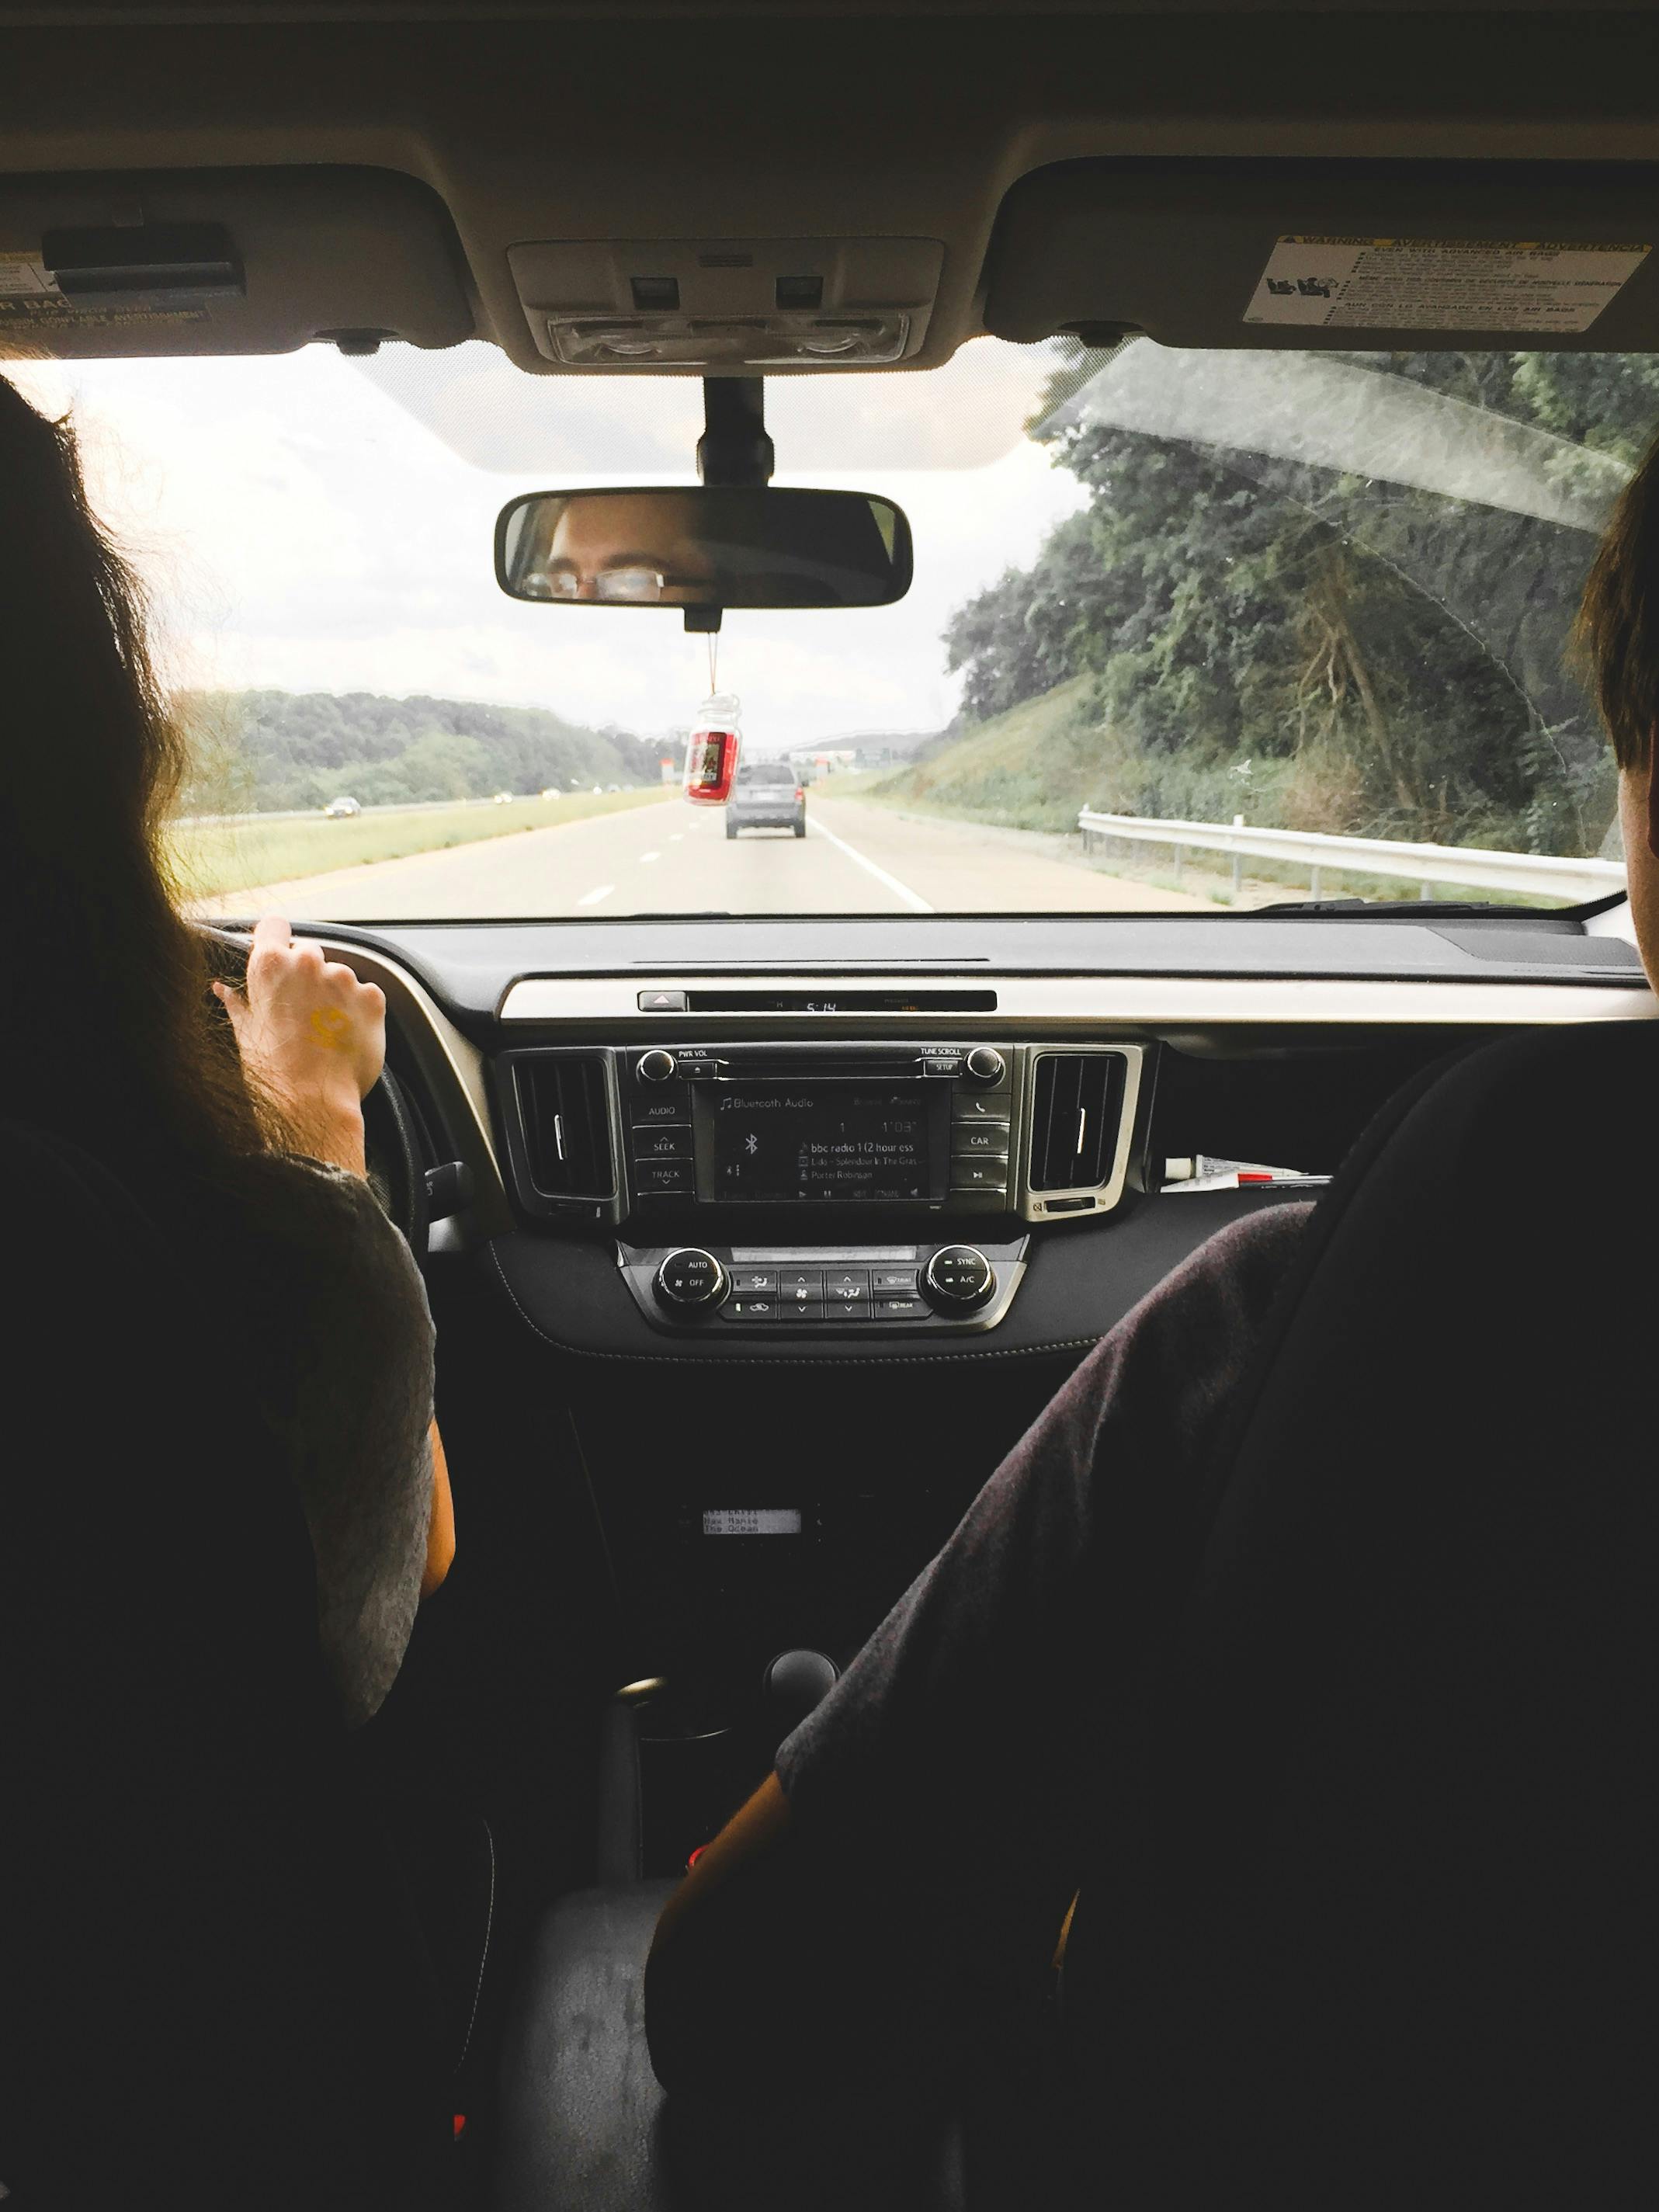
303 905 1653 1878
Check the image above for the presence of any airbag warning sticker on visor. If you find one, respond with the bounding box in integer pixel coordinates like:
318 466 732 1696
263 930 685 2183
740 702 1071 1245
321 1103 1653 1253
1244 236 1650 332
0 295 207 331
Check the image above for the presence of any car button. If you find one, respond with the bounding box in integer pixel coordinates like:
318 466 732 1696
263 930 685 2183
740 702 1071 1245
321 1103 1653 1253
824 1269 870 1303
630 1091 691 1124
922 1052 966 1078
952 1123 1009 1156
635 1163 692 1195
949 1159 1008 1193
875 1296 928 1321
721 1296 778 1322
870 1268 918 1294
953 1092 1010 1121
634 1123 692 1160
772 1298 824 1325
636 989 688 1012
778 1269 824 1299
727 1266 779 1294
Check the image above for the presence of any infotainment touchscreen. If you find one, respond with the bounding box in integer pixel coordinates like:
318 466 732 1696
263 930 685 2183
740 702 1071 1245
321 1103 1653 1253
710 1084 932 1202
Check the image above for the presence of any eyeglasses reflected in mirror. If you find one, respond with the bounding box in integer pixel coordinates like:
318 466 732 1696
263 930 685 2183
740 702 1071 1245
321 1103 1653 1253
495 486 913 612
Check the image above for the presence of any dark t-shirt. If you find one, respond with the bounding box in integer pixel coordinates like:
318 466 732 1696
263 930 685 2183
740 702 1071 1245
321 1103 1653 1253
774 1202 1311 2005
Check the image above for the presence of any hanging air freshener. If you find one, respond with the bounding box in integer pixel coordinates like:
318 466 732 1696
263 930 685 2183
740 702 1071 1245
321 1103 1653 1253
684 689 742 805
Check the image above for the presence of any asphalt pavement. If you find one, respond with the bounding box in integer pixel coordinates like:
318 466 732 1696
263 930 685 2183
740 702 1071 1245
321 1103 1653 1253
189 793 1210 922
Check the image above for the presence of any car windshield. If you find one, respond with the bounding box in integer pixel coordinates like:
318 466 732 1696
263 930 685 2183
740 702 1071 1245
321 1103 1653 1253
16 336 1645 920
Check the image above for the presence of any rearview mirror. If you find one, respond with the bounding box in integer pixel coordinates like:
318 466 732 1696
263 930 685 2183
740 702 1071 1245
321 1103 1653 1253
495 487 912 616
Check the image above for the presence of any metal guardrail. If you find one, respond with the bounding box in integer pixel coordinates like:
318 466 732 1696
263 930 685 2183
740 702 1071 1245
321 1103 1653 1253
1077 808 1626 904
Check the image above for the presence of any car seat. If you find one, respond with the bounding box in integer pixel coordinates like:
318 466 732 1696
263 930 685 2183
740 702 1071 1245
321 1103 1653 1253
0 1121 453 2209
1040 1017 1659 2206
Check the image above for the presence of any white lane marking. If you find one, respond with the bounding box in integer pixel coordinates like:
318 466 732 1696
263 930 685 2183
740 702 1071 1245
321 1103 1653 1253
807 815 932 912
638 850 661 863
577 883 614 906
669 832 684 842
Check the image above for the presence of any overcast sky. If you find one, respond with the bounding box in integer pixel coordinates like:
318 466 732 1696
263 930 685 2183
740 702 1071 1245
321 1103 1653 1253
14 341 1085 750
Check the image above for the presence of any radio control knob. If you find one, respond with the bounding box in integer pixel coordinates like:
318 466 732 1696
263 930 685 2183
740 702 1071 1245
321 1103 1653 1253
654 1248 727 1312
637 1049 677 1084
965 1047 1005 1084
923 1244 995 1314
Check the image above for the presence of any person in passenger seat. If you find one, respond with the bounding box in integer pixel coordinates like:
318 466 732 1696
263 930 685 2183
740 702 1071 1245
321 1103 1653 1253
0 371 453 1729
644 428 1659 2110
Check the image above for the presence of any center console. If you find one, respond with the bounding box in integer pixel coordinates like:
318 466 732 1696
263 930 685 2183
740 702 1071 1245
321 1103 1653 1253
492 1036 1146 1335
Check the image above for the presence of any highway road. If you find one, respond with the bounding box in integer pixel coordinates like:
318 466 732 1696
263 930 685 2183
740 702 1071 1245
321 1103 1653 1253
189 793 1210 922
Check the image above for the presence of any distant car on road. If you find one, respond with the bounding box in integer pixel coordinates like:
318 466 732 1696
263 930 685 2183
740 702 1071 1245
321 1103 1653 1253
540 787 560 799
727 759 807 839
491 790 513 804
322 795 360 818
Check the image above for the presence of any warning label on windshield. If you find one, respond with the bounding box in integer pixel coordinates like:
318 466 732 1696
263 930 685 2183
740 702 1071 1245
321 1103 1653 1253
1244 236 1649 332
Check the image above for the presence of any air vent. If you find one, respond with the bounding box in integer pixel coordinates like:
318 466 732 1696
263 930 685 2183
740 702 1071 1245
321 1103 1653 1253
1029 1052 1126 1193
511 1052 616 1200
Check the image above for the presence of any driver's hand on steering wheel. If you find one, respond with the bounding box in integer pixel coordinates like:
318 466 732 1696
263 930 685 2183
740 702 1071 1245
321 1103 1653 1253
214 915 386 1172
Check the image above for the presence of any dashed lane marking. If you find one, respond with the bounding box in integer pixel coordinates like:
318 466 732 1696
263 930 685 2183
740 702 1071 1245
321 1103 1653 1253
577 883 614 906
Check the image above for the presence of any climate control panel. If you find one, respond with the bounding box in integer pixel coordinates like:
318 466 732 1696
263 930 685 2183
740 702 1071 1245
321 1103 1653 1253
620 1238 1028 1335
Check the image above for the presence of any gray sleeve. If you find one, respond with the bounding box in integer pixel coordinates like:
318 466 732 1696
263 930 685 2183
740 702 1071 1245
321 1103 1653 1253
250 1159 438 1729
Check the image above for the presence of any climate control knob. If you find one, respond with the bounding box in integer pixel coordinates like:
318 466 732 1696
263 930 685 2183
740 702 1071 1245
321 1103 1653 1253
965 1047 1005 1084
654 1248 727 1312
922 1244 996 1314
637 1049 677 1085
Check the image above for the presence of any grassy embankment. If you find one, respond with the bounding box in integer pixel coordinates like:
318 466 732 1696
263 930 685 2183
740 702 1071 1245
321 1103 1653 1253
167 786 673 899
846 679 1566 908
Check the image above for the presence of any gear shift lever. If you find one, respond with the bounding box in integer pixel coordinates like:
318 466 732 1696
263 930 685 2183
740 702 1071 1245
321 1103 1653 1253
759 1648 838 1755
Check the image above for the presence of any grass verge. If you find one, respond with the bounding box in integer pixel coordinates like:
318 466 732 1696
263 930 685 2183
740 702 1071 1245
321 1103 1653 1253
167 787 673 898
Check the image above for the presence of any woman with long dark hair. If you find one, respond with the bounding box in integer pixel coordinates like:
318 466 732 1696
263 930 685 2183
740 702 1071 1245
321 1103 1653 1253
0 366 453 1726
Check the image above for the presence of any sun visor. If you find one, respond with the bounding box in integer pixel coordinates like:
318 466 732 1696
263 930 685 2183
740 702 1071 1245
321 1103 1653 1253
0 167 473 358
984 161 1659 352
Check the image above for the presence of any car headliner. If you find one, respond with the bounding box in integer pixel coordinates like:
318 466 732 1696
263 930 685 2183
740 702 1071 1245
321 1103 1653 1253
2 2 1658 379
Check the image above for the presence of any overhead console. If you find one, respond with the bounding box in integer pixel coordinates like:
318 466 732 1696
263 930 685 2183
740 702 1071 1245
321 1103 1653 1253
506 235 943 371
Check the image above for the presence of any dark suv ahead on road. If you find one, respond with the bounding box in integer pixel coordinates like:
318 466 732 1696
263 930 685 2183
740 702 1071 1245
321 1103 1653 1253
727 759 807 838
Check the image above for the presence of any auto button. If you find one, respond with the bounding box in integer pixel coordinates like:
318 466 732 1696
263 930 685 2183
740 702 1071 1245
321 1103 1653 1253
654 1248 727 1311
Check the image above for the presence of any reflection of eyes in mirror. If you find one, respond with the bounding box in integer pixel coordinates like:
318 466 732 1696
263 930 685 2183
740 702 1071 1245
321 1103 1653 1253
498 486 912 611
518 492 720 603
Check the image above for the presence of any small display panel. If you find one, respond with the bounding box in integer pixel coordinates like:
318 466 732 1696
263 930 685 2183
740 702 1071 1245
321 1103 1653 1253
710 1085 931 1202
702 1509 803 1537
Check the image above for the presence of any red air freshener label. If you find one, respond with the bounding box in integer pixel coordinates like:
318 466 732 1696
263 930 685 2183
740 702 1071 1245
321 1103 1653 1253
684 723 741 804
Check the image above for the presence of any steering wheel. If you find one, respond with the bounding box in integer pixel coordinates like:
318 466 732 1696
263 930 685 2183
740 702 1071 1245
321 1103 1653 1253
198 925 429 1256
